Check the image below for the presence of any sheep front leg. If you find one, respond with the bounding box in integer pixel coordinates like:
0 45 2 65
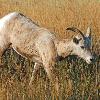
37 40 59 95
29 63 41 85
44 62 59 94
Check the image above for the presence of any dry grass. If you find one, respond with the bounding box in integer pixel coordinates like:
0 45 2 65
0 0 100 100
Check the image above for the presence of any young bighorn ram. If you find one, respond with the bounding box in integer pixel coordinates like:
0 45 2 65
0 12 93 93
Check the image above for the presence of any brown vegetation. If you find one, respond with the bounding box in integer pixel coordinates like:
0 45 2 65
0 0 100 99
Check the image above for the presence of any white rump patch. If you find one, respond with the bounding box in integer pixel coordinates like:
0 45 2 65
0 12 18 29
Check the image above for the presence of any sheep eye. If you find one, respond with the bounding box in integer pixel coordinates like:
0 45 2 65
81 46 85 49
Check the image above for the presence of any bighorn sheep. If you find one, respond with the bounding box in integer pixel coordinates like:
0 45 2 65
0 12 93 93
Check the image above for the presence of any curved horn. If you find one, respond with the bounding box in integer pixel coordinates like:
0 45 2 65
66 27 85 38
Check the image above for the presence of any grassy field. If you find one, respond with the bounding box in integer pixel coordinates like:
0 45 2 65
0 0 100 100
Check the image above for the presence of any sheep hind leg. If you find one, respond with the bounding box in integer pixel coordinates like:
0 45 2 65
29 63 41 85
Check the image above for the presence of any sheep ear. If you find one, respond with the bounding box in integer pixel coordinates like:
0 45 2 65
86 27 91 38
